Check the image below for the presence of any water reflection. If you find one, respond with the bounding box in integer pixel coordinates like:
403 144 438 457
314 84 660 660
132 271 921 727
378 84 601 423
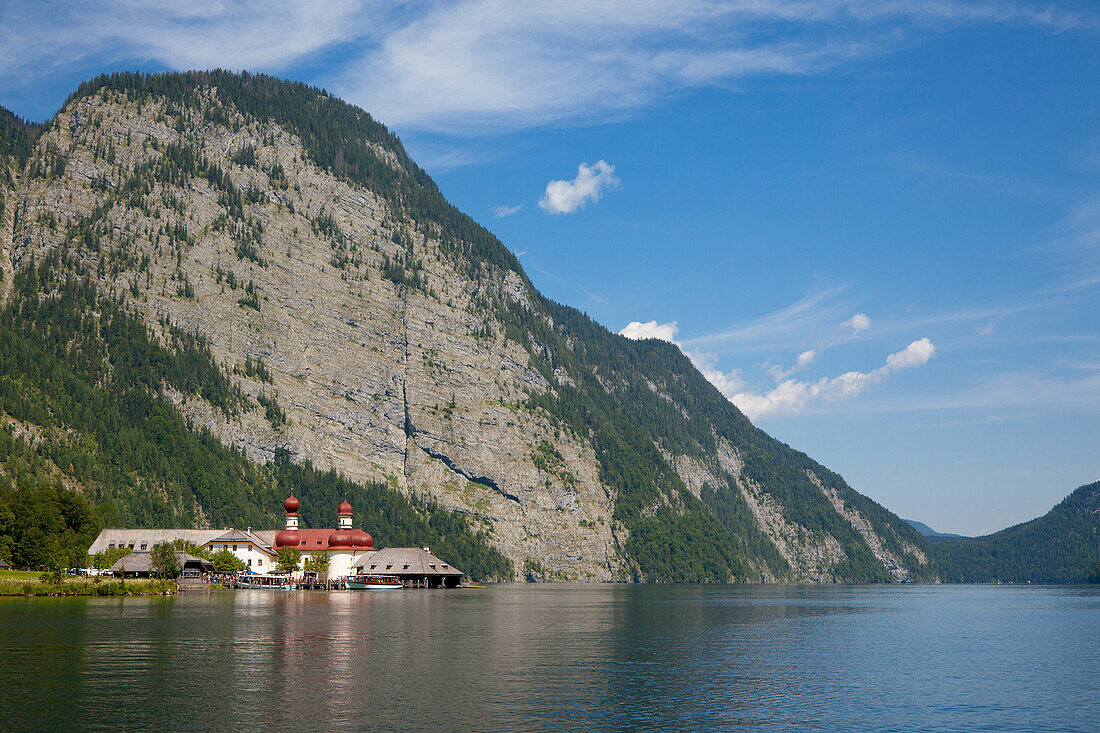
1 585 1098 732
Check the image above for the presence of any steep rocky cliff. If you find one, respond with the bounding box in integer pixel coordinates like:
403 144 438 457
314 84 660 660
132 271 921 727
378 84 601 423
1 71 935 582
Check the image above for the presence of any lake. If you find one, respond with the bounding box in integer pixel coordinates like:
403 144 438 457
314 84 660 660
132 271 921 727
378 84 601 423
1 584 1097 731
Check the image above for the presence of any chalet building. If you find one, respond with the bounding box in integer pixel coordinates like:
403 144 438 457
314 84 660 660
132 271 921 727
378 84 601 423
110 551 215 580
86 495 464 586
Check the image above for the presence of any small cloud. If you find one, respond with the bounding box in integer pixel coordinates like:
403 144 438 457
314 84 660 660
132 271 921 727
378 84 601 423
843 313 871 332
731 338 936 419
492 204 524 218
886 337 936 370
620 320 678 342
539 160 619 215
975 321 995 337
513 249 527 257
766 348 819 382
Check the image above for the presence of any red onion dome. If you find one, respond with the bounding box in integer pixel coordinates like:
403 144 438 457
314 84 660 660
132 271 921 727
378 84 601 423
352 531 373 548
275 530 299 548
284 495 300 514
328 531 354 548
337 499 353 516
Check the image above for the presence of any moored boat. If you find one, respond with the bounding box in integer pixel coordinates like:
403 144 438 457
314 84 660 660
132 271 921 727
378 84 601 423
346 574 402 590
236 573 295 590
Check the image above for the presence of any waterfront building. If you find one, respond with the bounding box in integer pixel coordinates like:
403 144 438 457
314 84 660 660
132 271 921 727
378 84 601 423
110 551 215 579
86 495 464 585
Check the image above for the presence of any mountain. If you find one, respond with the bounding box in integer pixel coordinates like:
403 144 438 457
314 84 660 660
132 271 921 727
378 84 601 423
904 519 965 539
0 70 936 582
931 481 1100 583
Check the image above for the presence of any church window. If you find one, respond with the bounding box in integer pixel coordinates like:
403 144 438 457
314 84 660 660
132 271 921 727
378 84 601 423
140 544 147 550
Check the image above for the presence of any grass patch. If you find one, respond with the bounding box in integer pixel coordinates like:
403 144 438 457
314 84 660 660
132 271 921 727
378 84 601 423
0 577 177 596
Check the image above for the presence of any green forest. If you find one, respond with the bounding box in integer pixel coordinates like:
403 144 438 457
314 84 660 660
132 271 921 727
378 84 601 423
931 481 1100 583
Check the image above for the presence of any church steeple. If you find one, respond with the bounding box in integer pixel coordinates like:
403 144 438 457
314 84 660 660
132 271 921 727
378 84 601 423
337 499 353 529
284 494 300 530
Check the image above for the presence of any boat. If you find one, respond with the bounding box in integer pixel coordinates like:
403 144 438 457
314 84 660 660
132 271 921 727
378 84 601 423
346 574 403 590
235 573 295 590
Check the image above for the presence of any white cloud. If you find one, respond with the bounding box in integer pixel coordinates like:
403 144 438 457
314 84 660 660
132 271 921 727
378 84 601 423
686 350 746 397
621 318 936 417
843 312 871 332
491 204 524 218
620 320 679 342
886 337 935 370
731 338 936 419
539 160 619 214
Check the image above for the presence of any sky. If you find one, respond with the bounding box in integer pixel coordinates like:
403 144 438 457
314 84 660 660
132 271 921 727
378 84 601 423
2 0 1097 535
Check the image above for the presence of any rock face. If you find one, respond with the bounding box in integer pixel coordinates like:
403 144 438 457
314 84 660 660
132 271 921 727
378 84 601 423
3 72 935 582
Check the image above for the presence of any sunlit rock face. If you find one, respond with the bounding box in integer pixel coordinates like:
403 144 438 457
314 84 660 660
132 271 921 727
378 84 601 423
6 76 934 582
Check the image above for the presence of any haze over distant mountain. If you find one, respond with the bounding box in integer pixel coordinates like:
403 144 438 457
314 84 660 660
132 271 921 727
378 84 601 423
0 71 942 582
904 520 965 539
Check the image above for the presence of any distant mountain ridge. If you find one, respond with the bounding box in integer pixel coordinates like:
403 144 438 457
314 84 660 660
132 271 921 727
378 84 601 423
904 519 966 539
0 70 937 581
931 481 1100 583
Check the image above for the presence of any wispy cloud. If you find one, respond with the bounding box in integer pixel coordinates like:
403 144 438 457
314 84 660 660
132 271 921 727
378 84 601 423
681 284 850 352
491 204 524 218
539 160 619 214
3 1 1098 131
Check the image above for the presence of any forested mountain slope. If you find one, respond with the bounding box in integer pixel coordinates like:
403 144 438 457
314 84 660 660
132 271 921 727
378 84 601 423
932 481 1100 583
0 70 935 581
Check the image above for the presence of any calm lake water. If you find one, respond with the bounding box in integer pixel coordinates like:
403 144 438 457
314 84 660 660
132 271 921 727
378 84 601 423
1 584 1097 732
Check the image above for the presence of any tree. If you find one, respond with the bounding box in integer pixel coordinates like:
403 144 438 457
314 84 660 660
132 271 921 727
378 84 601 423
150 541 180 579
276 546 301 573
91 546 131 570
211 548 246 574
171 538 213 560
303 553 330 577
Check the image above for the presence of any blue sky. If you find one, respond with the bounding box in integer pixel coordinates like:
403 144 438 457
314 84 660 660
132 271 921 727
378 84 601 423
2 1 1097 534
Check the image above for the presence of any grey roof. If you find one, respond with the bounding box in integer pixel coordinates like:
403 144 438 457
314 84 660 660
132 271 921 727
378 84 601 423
363 548 463 577
88 529 225 555
89 528 277 555
0 558 9 569
110 551 215 574
210 528 275 553
253 530 278 546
